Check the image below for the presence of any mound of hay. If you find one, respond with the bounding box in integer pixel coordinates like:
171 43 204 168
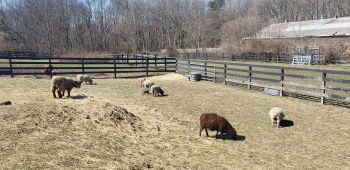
101 104 143 131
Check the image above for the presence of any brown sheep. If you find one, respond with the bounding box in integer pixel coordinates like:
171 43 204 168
199 113 237 140
51 76 81 98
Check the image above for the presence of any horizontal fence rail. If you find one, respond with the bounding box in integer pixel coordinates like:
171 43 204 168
176 59 350 106
0 55 176 78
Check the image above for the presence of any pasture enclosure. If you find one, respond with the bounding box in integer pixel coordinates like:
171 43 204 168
0 55 176 78
0 74 349 169
177 59 350 107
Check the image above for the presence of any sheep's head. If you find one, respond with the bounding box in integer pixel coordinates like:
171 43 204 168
227 126 237 140
73 81 82 88
140 78 146 85
88 79 93 84
159 89 164 96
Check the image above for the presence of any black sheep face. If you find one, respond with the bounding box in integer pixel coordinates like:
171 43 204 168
74 81 82 88
159 90 164 96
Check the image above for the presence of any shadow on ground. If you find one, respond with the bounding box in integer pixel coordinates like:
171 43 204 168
280 119 294 128
210 134 246 141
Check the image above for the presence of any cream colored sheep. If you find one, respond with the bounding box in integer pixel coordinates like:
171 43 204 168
268 107 285 128
76 74 93 84
51 76 81 98
141 78 155 88
150 84 164 97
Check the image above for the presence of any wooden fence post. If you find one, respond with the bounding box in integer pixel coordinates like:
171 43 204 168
82 58 85 74
204 62 207 77
175 58 178 73
164 57 167 71
248 65 252 89
113 57 117 78
214 66 217 83
321 72 327 104
188 60 191 73
49 58 53 79
9 56 13 78
154 56 157 70
146 58 149 77
224 64 227 85
135 55 138 66
280 68 284 97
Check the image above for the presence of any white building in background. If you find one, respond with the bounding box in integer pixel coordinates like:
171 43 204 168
253 16 350 39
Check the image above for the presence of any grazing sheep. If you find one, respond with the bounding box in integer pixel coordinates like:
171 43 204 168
269 107 285 128
150 85 164 97
141 78 155 88
51 76 81 98
199 113 237 140
76 74 93 84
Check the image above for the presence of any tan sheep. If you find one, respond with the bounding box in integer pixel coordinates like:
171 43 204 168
77 74 93 84
51 76 81 98
268 107 285 128
140 78 155 88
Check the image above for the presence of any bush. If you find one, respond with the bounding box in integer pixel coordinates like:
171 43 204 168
323 43 348 64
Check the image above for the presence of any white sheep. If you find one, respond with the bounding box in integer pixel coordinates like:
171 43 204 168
150 84 164 97
140 78 155 88
76 74 93 84
51 76 81 98
268 107 285 128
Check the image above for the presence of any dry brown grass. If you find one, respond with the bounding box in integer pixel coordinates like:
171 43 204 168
0 73 349 169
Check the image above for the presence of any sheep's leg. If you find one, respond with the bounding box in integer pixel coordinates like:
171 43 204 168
277 119 281 128
62 90 65 96
52 86 57 98
205 128 209 137
67 89 71 98
216 131 219 138
271 118 276 127
58 90 63 98
199 128 203 137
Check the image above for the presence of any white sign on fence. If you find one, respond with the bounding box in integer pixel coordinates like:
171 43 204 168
292 55 311 65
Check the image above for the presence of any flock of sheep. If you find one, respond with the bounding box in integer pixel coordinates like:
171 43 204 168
50 75 286 141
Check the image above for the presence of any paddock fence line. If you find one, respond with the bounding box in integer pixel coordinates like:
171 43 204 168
0 54 176 78
176 59 350 107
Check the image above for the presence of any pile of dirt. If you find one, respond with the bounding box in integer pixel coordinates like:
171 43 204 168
98 103 143 131
1 101 143 136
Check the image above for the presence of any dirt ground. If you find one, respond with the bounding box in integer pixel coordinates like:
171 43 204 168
0 73 349 169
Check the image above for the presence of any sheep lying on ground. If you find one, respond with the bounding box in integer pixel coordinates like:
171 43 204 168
141 78 155 88
268 107 285 128
51 76 81 98
77 74 93 84
199 113 237 140
150 85 164 97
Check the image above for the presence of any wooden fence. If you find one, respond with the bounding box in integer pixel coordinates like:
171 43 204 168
0 55 176 78
176 59 350 106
